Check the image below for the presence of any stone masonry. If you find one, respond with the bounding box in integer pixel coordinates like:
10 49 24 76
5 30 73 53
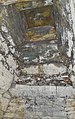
0 0 75 119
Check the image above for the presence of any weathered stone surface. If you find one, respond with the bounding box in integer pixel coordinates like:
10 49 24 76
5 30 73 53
0 0 75 119
0 62 13 93
3 91 11 99
0 110 4 118
9 85 75 119
0 96 9 111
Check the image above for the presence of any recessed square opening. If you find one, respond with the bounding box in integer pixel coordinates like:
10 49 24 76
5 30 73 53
20 5 56 42
7 1 57 42
24 5 54 28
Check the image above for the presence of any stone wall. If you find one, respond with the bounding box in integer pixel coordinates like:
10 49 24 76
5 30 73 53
0 0 75 119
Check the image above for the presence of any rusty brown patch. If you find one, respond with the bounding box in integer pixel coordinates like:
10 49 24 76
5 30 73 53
72 104 75 110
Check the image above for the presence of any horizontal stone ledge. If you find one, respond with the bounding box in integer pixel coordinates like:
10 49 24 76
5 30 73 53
20 63 67 75
9 85 75 98
20 61 65 66
42 117 67 119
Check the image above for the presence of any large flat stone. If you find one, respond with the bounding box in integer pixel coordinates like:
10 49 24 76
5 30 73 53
0 62 13 93
9 85 75 98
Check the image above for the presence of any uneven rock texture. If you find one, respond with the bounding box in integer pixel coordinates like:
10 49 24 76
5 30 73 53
0 0 75 119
